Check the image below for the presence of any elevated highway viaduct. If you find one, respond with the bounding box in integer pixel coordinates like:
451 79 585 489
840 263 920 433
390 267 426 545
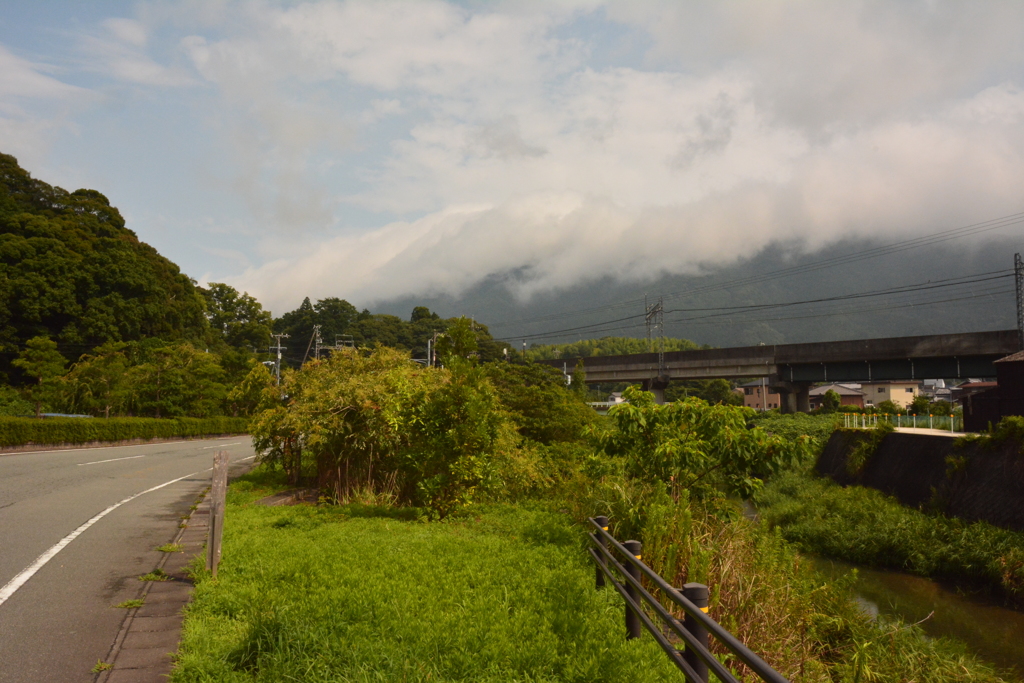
537 329 1019 412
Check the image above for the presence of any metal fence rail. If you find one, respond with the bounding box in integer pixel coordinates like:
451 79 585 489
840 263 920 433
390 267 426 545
588 516 789 683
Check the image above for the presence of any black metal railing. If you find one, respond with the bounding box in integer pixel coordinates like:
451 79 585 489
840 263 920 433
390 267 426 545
588 516 790 683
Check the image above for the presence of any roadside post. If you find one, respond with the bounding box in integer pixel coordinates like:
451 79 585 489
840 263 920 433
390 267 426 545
682 583 710 683
623 540 642 639
594 516 609 589
207 450 229 577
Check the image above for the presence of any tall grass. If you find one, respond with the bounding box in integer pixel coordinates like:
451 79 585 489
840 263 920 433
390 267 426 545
173 496 679 682
757 470 1024 602
559 473 1012 682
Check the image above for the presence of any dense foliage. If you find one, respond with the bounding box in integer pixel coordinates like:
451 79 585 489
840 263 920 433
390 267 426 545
0 153 210 379
600 386 805 500
0 415 248 448
273 299 510 364
750 411 841 455
525 335 702 360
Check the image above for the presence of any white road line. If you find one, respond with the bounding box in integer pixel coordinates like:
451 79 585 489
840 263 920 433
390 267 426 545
77 455 146 466
203 442 242 449
0 454 256 608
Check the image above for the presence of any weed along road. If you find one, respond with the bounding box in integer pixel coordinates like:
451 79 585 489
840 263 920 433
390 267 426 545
0 437 256 683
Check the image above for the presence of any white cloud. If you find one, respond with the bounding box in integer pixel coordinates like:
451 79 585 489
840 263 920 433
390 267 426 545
0 44 89 168
8 1 1024 316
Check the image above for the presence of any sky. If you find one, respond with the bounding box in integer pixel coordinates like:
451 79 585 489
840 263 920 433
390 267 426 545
3 1 1024 317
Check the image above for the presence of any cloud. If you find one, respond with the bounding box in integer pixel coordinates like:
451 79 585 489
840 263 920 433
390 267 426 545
11 1 1024 316
0 44 89 168
77 18 194 86
231 78 1024 312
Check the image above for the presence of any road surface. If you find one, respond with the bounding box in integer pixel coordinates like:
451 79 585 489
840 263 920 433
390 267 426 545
0 437 256 682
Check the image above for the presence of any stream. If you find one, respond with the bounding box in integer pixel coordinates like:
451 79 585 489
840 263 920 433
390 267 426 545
811 557 1024 679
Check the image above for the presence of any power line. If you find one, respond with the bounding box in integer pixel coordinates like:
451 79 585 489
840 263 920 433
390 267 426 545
487 210 1024 332
495 268 1015 342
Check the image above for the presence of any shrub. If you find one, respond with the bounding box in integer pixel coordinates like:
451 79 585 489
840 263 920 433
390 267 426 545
0 416 249 448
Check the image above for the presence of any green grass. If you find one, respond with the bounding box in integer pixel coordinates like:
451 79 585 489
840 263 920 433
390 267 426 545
115 599 145 609
157 543 183 553
91 660 112 673
172 498 679 682
756 470 1024 601
140 568 172 582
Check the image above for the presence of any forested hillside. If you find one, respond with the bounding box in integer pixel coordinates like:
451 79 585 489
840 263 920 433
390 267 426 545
0 153 209 378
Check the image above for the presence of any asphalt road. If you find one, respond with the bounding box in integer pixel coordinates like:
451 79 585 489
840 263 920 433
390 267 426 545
0 437 257 683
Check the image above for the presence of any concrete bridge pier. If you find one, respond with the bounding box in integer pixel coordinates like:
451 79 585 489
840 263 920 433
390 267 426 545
772 379 812 414
642 375 671 405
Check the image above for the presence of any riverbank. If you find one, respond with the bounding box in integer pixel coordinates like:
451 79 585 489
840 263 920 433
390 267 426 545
756 469 1024 604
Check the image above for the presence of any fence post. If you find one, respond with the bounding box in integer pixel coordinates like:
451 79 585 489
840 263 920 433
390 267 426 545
207 450 229 577
681 583 710 683
623 540 642 640
594 515 609 589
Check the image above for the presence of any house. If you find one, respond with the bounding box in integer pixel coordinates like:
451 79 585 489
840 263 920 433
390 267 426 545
960 352 1024 432
808 384 865 410
736 380 782 410
858 380 919 409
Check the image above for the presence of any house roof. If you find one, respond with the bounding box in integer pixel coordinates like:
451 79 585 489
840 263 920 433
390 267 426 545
996 350 1024 363
810 383 864 396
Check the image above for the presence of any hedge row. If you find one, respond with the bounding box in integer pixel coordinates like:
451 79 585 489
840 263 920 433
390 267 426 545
0 416 250 448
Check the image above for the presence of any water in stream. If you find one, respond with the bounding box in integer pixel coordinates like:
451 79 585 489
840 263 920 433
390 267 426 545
811 557 1024 679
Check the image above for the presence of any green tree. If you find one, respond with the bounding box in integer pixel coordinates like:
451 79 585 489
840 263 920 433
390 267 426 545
821 389 842 412
931 400 953 416
124 343 227 418
12 336 65 416
406 363 507 518
600 386 805 500
484 362 595 444
910 395 931 415
61 341 130 418
435 316 478 366
0 153 209 379
876 400 902 415
526 336 702 360
202 283 272 351
227 360 277 416
664 379 742 406
0 384 32 416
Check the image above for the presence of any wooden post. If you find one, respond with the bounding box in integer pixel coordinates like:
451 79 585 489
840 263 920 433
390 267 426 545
207 450 229 577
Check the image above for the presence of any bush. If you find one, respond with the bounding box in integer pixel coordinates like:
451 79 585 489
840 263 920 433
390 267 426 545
0 416 249 448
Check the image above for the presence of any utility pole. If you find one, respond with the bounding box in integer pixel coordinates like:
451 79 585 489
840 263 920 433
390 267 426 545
302 325 321 364
1016 252 1023 350
271 334 289 386
645 296 665 376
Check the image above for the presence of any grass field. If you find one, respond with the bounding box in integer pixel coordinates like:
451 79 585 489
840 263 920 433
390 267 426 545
172 473 679 682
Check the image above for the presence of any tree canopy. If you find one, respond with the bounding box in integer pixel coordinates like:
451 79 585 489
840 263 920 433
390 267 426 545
526 336 703 360
0 153 209 381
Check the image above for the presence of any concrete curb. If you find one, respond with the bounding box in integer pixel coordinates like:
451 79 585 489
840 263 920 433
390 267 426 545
96 492 212 683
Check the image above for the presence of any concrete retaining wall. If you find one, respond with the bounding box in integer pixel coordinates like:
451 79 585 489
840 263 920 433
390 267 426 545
817 429 1024 531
